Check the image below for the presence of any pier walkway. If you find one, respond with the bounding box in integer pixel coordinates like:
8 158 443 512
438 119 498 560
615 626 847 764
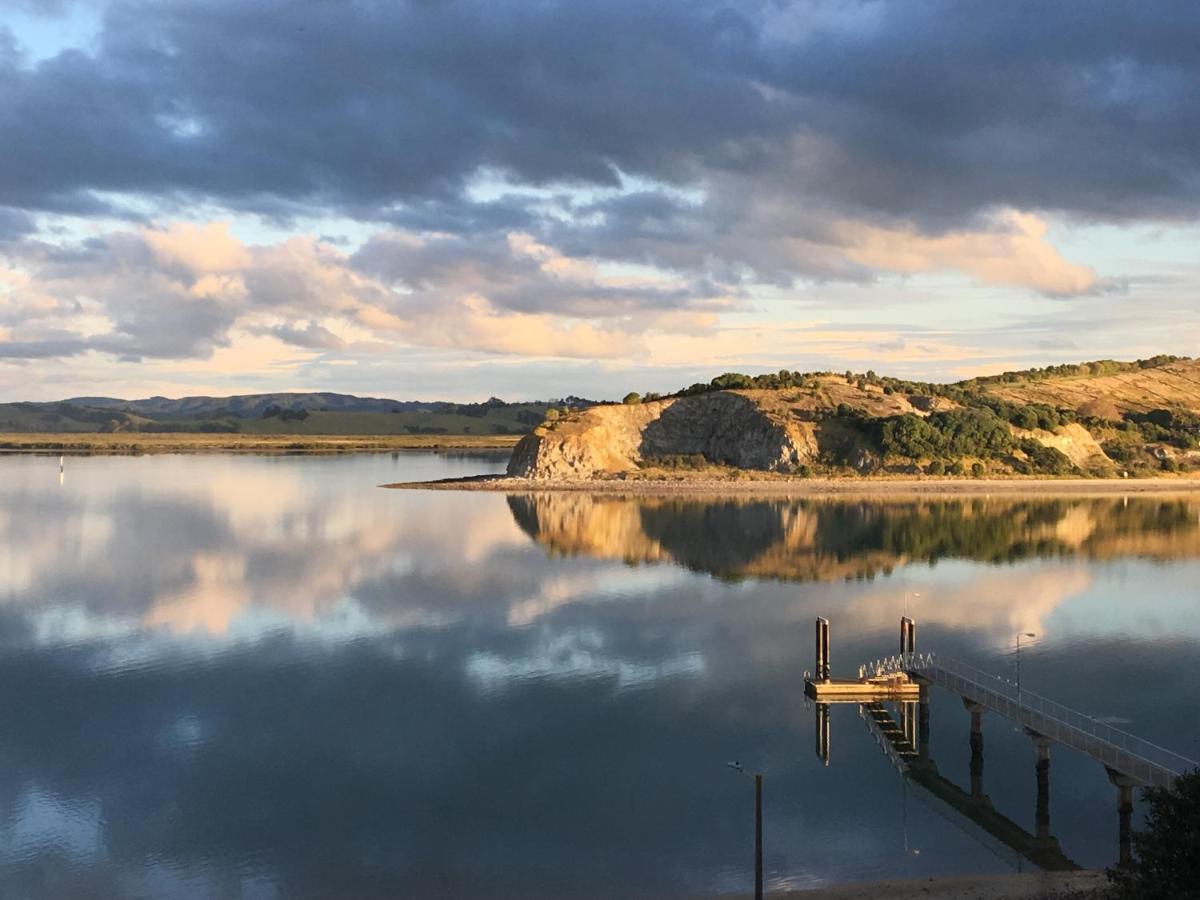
860 700 1079 872
861 651 1195 788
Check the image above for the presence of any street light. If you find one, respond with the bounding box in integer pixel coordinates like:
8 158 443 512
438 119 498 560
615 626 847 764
726 762 763 900
1015 632 1036 700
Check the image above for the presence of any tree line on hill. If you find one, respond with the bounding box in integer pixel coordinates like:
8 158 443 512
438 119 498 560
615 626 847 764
605 356 1198 477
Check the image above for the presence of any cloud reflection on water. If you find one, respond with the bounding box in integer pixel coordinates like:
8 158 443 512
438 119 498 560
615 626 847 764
0 455 1198 896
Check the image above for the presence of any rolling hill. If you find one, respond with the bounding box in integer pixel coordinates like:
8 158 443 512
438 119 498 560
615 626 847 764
0 393 595 436
508 356 1200 480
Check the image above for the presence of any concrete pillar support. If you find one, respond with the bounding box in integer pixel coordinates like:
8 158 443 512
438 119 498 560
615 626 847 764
1027 730 1053 841
964 698 985 798
1106 768 1139 867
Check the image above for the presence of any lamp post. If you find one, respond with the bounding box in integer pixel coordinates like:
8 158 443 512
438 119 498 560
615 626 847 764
726 762 763 900
1016 632 1036 701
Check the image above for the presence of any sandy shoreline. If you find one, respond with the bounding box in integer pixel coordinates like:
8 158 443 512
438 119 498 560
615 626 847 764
384 474 1200 496
716 870 1109 899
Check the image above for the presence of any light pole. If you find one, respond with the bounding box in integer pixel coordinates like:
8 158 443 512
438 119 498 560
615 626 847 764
726 762 763 900
1015 632 1036 701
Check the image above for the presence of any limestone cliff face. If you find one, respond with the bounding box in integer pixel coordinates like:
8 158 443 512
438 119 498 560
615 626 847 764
1019 422 1112 471
506 391 818 479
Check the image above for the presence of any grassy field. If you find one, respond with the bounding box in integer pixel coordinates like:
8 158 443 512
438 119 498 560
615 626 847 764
0 432 521 454
234 408 539 435
987 358 1200 414
0 402 549 436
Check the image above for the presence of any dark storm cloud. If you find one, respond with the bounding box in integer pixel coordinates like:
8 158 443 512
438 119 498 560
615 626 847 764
0 206 35 241
0 336 88 358
0 0 774 215
3 0 1198 231
351 229 727 317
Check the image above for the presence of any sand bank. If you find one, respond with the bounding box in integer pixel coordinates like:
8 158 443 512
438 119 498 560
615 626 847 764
385 474 1200 496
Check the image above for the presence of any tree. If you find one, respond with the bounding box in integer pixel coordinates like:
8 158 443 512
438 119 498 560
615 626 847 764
622 392 642 405
710 372 755 390
1108 770 1200 899
881 414 944 459
1019 438 1075 475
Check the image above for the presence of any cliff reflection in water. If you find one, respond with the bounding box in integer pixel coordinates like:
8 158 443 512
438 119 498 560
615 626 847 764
507 493 1200 582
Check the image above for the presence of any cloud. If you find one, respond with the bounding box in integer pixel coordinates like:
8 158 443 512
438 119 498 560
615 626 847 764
3 0 1198 232
0 207 35 241
2 0 1198 384
0 221 733 363
142 222 251 274
833 210 1099 295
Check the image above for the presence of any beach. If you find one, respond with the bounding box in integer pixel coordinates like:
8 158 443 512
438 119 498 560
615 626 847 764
385 473 1200 496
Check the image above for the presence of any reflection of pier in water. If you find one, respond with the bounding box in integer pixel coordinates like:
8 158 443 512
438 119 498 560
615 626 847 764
808 618 1199 870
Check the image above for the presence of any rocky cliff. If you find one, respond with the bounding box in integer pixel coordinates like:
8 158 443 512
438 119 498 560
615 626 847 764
507 381 947 480
505 361 1200 481
506 493 1200 581
507 391 822 479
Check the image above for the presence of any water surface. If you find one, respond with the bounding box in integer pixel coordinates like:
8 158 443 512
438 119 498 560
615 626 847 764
2 453 1198 897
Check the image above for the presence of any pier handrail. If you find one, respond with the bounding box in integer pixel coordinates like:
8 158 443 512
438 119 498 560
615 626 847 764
860 651 1198 786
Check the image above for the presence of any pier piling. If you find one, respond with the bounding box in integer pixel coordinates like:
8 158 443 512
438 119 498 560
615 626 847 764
814 617 830 681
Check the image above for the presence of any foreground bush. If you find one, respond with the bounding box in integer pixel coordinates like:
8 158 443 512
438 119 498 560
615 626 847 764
1108 770 1200 899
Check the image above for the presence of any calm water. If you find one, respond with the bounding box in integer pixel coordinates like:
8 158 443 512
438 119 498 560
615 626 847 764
2 453 1199 898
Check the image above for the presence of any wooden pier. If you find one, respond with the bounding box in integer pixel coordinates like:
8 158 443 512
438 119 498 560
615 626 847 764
803 614 921 701
804 674 920 702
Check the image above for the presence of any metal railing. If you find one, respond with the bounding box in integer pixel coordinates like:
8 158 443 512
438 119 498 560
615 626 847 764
859 652 1197 788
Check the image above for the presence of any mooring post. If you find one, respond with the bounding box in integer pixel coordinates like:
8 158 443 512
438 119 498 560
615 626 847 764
900 616 916 655
918 683 930 762
903 701 919 751
814 617 830 681
754 773 763 900
815 702 831 765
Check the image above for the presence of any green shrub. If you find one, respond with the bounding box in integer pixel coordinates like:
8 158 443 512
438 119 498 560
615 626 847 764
622 392 642 405
644 453 708 470
1108 770 1200 899
1018 439 1076 475
971 462 986 477
879 409 1013 460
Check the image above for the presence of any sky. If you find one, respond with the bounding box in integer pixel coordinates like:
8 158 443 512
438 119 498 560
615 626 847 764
0 0 1198 402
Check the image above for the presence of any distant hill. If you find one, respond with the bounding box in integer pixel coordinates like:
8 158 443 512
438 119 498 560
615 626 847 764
509 356 1200 480
63 392 439 418
0 392 597 436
